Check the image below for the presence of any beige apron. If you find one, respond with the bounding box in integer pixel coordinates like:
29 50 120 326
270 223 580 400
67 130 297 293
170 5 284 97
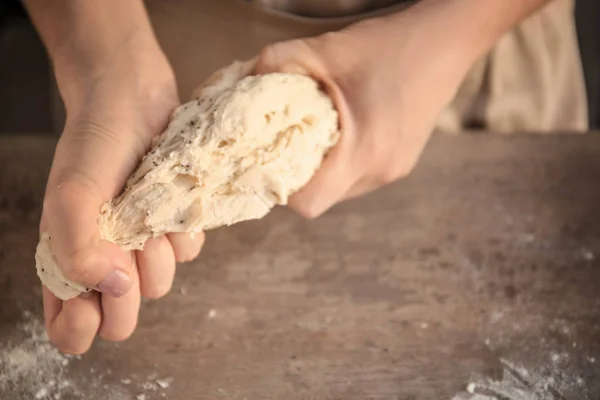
51 0 589 133
435 0 588 133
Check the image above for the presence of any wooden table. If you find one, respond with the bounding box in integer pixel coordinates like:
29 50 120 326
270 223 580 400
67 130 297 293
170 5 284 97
1 134 600 400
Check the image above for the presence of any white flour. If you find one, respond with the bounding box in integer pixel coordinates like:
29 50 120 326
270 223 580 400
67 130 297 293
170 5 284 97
451 319 596 400
0 311 172 400
452 358 585 400
0 311 84 399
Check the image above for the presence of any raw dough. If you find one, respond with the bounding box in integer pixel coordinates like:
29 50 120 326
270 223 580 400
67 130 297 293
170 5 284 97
35 59 340 300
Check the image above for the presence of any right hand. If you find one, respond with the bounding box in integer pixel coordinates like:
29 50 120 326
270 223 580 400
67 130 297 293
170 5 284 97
253 11 471 218
41 36 205 354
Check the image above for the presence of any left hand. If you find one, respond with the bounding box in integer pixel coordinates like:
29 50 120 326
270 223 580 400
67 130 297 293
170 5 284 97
41 35 205 354
255 10 473 218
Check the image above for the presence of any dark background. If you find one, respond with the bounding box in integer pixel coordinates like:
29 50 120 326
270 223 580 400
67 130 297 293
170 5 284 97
0 0 598 134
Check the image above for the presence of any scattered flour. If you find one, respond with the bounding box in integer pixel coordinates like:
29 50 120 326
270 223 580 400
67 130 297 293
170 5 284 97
452 356 590 400
581 249 594 261
156 377 173 389
0 311 82 399
0 311 173 400
140 381 158 392
35 387 49 399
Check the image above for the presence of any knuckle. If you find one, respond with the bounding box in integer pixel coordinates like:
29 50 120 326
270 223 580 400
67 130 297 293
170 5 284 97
257 43 280 68
43 174 100 227
42 181 75 221
378 167 401 185
61 250 92 283
309 31 351 66
258 39 310 68
373 153 416 186
258 43 274 61
294 200 324 220
315 31 343 48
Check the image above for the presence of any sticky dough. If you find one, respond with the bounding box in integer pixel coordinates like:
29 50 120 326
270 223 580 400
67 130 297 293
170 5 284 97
35 59 340 300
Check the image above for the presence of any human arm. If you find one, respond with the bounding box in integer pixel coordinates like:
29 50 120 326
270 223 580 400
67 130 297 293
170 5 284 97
22 0 205 354
255 0 555 217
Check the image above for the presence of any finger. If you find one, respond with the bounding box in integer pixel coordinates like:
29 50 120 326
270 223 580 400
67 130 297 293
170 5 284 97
44 287 102 355
43 180 135 295
137 235 176 299
98 257 141 342
167 232 205 263
42 285 62 328
42 119 145 296
288 131 358 218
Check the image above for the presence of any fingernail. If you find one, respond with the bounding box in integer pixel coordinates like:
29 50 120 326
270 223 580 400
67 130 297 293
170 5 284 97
96 269 133 298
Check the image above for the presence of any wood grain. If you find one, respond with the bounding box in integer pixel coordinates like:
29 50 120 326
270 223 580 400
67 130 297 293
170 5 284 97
1 134 599 399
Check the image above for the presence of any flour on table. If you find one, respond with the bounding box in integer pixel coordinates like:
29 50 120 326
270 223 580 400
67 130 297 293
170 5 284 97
0 311 128 400
452 355 590 400
0 311 78 399
1 311 175 399
156 377 173 389
35 58 340 300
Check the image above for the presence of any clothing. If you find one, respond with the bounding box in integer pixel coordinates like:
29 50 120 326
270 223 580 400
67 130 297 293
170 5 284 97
125 0 590 133
436 0 588 132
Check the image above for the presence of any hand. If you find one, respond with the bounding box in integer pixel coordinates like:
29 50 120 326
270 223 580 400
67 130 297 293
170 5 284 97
41 39 205 354
254 8 473 218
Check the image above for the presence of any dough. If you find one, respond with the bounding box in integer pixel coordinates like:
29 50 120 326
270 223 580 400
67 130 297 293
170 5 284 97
35 59 340 300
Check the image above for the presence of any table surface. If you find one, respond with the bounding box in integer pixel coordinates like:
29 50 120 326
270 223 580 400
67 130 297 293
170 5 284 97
1 134 600 400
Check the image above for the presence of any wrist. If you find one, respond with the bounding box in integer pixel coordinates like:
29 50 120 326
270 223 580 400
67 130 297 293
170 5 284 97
23 0 174 110
373 0 551 66
345 0 551 77
55 37 176 114
351 3 478 73
338 7 475 95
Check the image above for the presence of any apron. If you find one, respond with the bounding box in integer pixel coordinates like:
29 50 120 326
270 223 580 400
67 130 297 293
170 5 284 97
50 0 589 133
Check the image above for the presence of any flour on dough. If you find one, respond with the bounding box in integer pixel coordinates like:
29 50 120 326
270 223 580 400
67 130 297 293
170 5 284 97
35 59 340 300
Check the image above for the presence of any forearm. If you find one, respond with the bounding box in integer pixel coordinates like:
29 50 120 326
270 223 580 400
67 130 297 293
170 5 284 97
406 0 555 62
22 0 172 109
22 0 160 80
346 0 554 77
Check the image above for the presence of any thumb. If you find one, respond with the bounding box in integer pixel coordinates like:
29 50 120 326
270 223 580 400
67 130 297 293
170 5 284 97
42 179 134 298
41 124 141 298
